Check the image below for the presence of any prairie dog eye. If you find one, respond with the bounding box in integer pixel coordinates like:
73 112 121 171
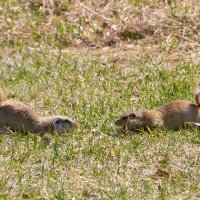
128 113 136 119
64 119 70 123
122 116 128 120
56 120 60 125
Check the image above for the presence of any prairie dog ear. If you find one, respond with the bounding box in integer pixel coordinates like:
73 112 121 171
128 112 136 119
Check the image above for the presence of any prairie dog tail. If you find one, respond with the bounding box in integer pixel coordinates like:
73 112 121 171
0 88 5 105
195 88 200 106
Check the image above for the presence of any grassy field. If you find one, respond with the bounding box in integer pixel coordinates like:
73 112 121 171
0 0 200 199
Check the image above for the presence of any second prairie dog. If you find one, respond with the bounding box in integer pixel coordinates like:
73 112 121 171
0 88 75 134
115 91 200 132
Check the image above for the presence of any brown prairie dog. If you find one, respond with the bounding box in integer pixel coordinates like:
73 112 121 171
115 91 200 132
0 88 75 134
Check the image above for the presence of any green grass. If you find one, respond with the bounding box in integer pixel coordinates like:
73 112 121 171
0 0 200 199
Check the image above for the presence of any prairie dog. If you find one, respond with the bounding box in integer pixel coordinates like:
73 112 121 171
0 89 75 134
115 92 200 132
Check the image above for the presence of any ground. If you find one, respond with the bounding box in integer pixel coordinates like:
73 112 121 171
0 0 200 199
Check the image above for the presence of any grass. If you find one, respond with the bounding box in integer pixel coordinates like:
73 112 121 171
0 0 200 199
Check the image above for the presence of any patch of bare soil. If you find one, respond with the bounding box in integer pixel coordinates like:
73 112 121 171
1 0 200 66
100 20 155 47
118 21 154 40
1 1 199 44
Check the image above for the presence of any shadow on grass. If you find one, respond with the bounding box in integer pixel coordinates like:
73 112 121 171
106 126 144 138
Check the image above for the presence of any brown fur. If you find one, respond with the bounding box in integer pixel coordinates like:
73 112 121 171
115 92 200 132
195 88 200 106
0 89 75 134
0 88 5 105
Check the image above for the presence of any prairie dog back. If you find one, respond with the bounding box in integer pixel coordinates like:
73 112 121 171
156 100 199 129
0 100 39 133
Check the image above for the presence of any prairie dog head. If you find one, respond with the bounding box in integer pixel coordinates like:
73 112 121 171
115 111 148 131
53 116 76 133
